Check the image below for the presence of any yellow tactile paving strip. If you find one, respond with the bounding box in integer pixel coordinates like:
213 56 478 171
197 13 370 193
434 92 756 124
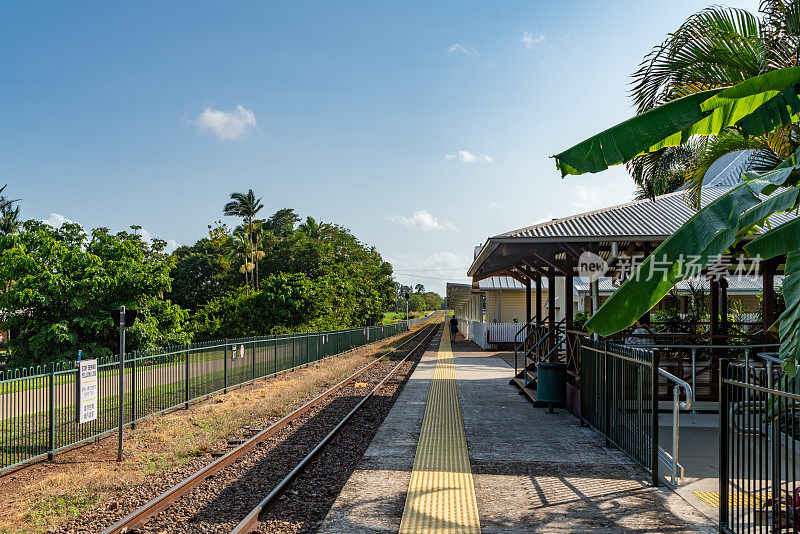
692 491 770 508
399 325 481 534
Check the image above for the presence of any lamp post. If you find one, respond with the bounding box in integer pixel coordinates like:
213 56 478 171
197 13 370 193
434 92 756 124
111 306 137 462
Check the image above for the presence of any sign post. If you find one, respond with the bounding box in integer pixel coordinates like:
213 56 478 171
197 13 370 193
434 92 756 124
117 306 126 462
111 306 137 462
78 358 98 424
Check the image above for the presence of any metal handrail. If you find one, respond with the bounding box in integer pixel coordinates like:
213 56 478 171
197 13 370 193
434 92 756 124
525 319 566 360
514 315 538 341
514 316 549 350
650 343 779 350
657 367 693 486
541 335 567 363
658 368 692 411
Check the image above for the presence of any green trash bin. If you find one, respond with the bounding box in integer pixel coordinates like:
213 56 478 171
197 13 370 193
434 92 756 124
537 361 567 410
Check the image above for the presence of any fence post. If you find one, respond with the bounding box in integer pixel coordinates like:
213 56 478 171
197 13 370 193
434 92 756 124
131 353 137 429
577 338 584 427
184 343 190 409
603 339 610 447
223 340 228 393
47 361 55 461
292 336 295 370
719 358 729 530
252 337 256 380
650 348 660 486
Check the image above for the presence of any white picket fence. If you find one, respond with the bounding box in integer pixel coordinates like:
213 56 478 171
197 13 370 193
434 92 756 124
455 320 522 349
486 322 523 344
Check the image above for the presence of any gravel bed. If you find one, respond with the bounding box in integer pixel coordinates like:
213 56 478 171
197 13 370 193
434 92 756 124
255 328 437 533
56 325 436 534
51 327 432 534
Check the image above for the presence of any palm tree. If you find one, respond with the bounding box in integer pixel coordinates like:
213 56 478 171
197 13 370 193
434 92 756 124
223 190 263 289
0 185 21 236
626 2 800 204
0 205 20 236
298 216 331 241
551 3 800 365
230 230 254 291
248 220 266 289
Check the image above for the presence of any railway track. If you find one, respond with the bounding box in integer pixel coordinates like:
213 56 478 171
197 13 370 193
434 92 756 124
98 322 439 534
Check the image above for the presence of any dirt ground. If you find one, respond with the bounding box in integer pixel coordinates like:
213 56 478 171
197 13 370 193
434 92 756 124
0 318 438 534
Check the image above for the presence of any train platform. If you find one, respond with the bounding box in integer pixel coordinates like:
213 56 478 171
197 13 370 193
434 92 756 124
319 322 715 533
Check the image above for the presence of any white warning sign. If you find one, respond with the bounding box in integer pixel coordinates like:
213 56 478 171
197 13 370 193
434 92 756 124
79 359 98 424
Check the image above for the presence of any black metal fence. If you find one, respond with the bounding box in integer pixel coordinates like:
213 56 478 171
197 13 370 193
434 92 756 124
580 338 660 485
720 358 800 534
0 322 408 472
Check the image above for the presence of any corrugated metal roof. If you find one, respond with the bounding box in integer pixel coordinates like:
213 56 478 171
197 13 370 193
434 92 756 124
497 185 796 240
478 276 549 290
572 276 782 294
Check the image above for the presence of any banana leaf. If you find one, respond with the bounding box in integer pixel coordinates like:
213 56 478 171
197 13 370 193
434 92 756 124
585 148 800 337
555 67 800 176
745 223 800 374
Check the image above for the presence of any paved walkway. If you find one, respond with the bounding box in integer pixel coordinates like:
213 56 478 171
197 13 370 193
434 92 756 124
320 324 715 533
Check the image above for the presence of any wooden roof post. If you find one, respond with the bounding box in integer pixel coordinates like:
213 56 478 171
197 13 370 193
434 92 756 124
525 276 531 326
535 273 542 327
547 268 556 355
564 254 574 366
710 278 720 384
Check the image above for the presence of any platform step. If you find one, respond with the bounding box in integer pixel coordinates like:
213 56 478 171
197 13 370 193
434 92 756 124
512 377 539 403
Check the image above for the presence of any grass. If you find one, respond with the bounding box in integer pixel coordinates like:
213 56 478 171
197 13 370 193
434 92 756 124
0 351 340 469
0 326 408 468
381 309 439 325
28 491 99 527
0 323 433 533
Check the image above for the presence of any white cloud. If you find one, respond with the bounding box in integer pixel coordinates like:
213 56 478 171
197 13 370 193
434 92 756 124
40 215 179 252
445 150 492 163
390 251 471 271
42 213 75 227
571 185 618 212
136 227 180 253
448 43 477 55
385 210 458 232
195 104 258 141
521 31 546 49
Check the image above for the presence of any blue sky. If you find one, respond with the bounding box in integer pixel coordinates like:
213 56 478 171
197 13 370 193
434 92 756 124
0 1 759 293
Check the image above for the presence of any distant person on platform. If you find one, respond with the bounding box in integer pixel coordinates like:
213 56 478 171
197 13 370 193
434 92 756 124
449 316 458 340
625 319 656 347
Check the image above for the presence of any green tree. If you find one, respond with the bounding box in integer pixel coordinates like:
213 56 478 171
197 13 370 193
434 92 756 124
298 216 331 241
554 54 800 368
0 221 189 365
625 3 800 203
223 189 264 290
191 273 315 340
0 185 21 236
168 221 235 311
264 208 300 237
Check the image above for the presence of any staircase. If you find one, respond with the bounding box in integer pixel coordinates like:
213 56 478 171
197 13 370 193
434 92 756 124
509 317 567 403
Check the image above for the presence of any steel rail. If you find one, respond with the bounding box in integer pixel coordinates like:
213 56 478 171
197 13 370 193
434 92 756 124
99 323 437 534
230 323 439 534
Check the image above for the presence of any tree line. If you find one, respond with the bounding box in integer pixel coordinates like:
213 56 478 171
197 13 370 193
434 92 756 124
0 187 439 367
